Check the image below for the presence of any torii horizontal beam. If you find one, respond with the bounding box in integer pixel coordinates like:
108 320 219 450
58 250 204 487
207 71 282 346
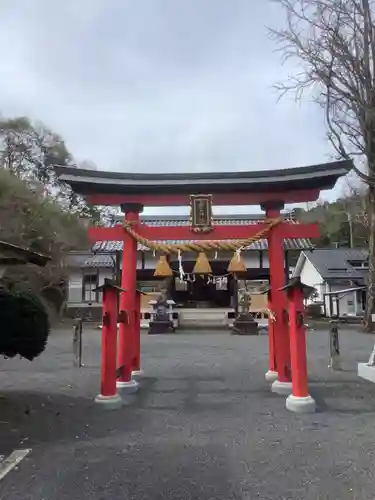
88 222 319 244
86 190 321 207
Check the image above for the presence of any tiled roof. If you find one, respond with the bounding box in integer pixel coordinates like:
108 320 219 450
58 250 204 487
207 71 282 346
0 240 50 266
83 254 115 268
92 237 312 253
93 215 312 253
113 214 269 227
302 248 368 281
114 213 300 225
65 251 92 267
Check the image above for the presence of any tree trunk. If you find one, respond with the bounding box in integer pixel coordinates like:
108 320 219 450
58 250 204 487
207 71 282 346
364 186 375 332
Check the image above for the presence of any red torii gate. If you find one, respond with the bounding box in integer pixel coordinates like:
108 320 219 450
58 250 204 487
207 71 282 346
56 161 349 405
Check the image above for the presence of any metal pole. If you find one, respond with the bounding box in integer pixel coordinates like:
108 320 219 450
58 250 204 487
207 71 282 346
347 213 354 249
328 319 341 370
115 250 121 285
234 276 239 317
73 317 83 367
78 319 83 367
284 250 289 284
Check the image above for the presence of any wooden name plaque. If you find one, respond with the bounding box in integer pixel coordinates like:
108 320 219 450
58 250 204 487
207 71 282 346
189 194 213 233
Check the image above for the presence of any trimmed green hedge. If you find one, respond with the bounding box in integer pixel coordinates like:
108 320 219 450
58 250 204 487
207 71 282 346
0 287 50 360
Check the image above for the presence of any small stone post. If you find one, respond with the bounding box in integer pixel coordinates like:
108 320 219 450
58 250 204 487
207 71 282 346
167 299 176 328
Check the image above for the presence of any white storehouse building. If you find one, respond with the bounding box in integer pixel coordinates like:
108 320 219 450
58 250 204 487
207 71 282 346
293 248 368 317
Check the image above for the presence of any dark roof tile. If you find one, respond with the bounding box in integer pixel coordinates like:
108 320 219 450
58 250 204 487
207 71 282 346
302 248 368 280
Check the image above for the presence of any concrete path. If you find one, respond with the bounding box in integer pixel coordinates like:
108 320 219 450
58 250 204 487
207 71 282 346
0 328 375 499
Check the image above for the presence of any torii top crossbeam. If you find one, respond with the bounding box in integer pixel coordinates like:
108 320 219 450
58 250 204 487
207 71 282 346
55 160 350 207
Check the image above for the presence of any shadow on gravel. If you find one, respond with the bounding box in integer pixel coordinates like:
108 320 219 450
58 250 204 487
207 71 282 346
309 379 363 385
310 379 375 415
0 389 147 454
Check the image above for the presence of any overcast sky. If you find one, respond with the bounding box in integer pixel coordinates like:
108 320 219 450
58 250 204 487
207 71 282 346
0 0 346 213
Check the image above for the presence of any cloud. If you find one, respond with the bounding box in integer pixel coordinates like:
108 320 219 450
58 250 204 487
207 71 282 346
0 0 342 213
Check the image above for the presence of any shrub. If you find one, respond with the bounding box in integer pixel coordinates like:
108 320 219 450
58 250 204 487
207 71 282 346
305 303 323 319
0 287 50 360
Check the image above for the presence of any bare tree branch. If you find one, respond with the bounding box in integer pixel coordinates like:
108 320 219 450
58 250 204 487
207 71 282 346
270 0 375 183
270 0 375 330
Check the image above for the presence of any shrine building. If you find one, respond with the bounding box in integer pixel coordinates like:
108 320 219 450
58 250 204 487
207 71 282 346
66 211 311 323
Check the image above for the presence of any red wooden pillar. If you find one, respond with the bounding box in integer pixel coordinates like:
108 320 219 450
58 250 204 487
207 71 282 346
280 277 316 413
132 289 145 379
117 203 143 393
265 289 278 382
261 201 292 394
95 279 122 409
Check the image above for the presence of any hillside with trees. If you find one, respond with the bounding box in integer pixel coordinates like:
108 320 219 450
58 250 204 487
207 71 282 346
294 190 369 249
0 115 105 329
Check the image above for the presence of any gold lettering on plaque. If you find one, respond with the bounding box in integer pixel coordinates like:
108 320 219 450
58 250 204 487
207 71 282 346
189 194 213 233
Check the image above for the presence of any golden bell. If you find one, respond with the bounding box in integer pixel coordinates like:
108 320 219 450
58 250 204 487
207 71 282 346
192 252 212 274
227 251 247 273
153 255 173 277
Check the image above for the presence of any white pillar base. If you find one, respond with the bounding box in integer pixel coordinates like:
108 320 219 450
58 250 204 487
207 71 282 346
271 380 293 395
94 393 123 410
358 362 375 383
265 370 278 382
116 378 139 394
132 369 145 380
286 394 316 413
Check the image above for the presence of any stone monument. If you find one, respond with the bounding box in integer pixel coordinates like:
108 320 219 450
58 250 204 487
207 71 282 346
232 288 258 335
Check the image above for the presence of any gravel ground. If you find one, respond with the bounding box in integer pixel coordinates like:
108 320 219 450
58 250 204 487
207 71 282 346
0 327 375 499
